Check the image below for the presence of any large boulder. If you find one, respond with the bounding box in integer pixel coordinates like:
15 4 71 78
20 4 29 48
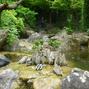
0 55 10 67
0 69 18 89
5 39 33 52
61 68 89 89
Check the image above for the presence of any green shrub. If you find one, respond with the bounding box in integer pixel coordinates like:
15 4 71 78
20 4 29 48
1 10 24 46
7 26 18 46
16 18 24 35
51 0 82 10
48 39 61 48
1 10 24 33
70 0 83 9
64 27 73 34
51 0 70 10
16 6 37 27
66 14 73 34
32 39 43 50
1 10 17 27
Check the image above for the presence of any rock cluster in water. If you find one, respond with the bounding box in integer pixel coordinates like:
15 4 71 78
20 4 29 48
18 48 67 69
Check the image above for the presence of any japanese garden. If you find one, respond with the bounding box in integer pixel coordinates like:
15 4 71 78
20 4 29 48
0 0 89 89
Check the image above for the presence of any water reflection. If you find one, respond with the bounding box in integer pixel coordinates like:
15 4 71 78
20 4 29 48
66 48 89 70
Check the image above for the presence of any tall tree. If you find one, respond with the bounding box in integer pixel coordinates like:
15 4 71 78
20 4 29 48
84 0 89 30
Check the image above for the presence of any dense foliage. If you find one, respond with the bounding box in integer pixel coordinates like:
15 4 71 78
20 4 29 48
84 0 89 30
16 6 37 27
1 10 24 46
48 39 61 48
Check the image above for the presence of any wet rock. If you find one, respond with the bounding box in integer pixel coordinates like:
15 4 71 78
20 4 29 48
36 64 46 70
18 56 28 64
18 56 32 65
61 68 89 89
36 64 43 70
26 57 32 66
0 69 18 89
53 64 63 76
0 55 10 67
71 68 82 73
1 52 31 62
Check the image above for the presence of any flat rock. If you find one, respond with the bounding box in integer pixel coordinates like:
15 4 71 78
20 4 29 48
53 64 63 76
0 55 10 67
18 56 28 64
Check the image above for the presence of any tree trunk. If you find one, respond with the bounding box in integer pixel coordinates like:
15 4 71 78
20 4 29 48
0 11 2 27
84 0 89 30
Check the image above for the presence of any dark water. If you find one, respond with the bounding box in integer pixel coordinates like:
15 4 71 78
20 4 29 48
67 48 89 70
